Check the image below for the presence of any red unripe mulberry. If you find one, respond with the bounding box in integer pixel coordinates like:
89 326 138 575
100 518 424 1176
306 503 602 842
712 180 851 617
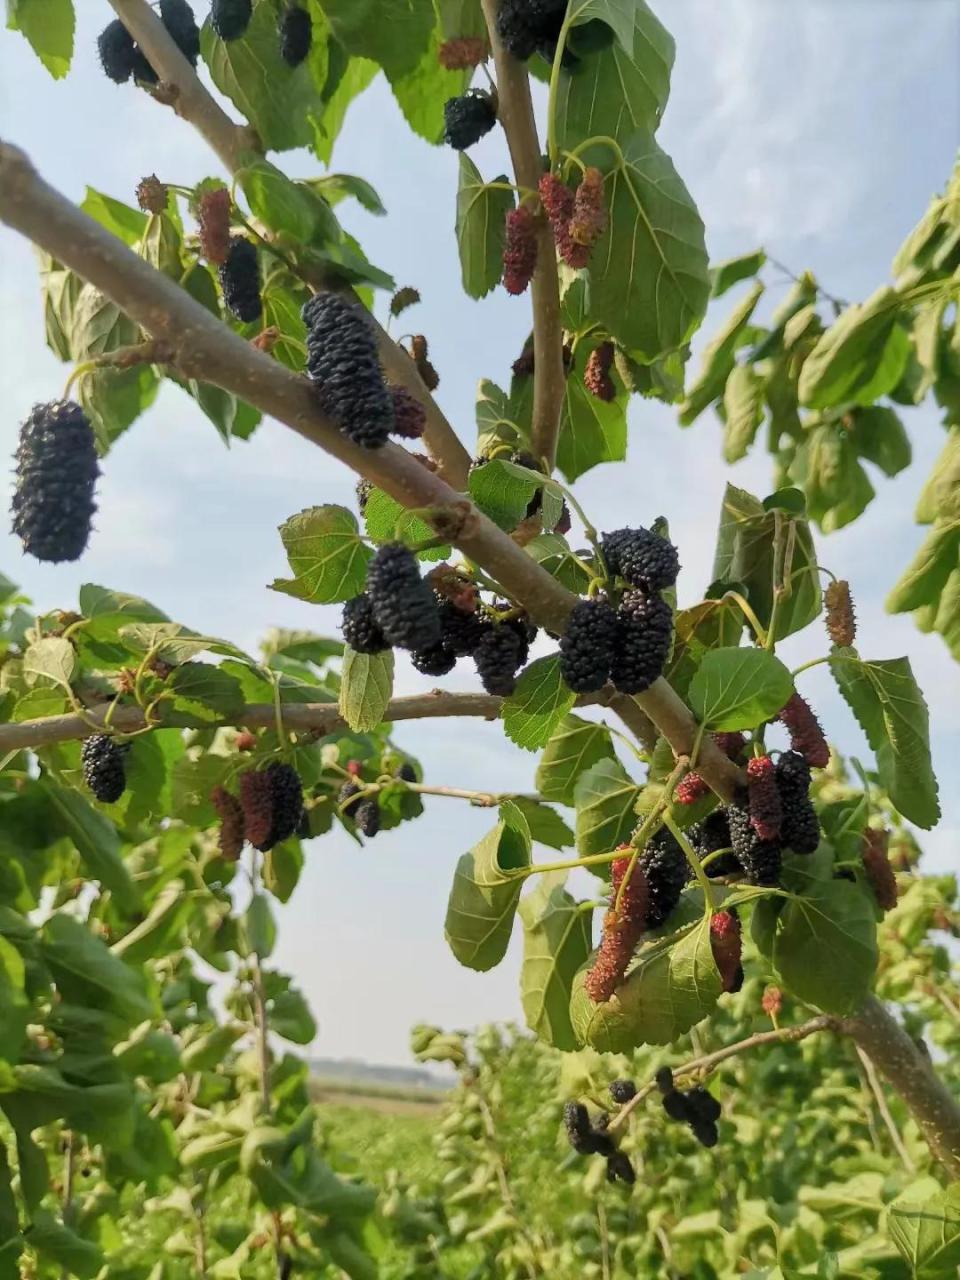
584 856 649 1004
502 206 538 295
584 342 615 401
538 174 590 269
747 754 782 841
761 985 783 1018
862 828 898 912
713 732 747 762
211 786 245 861
198 187 232 266
710 910 742 993
235 731 257 752
569 167 607 248
778 692 830 768
675 773 710 805
239 770 274 851
438 36 488 69
825 579 857 648
389 384 427 439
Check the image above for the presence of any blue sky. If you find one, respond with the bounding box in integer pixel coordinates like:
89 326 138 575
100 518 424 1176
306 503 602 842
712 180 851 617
1 1 958 1064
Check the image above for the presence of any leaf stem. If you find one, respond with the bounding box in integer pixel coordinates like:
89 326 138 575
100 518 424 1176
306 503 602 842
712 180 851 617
663 812 714 909
722 591 767 646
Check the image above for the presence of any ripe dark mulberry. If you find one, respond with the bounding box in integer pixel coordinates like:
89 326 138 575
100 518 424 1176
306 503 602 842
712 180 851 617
219 238 262 323
602 526 679 592
776 751 820 855
606 1152 636 1184
389 385 427 440
563 1101 595 1155
211 786 245 861
690 810 741 878
861 828 897 912
136 175 167 214
443 90 497 150
747 754 782 841
655 1066 674 1095
726 800 781 885
397 762 417 783
610 590 673 694
338 780 362 812
279 5 311 66
569 167 608 248
411 642 456 676
211 0 252 40
438 36 487 69
638 829 688 928
264 762 303 846
825 579 857 648
473 624 524 696
584 342 615 402
303 292 394 449
366 543 442 652
438 599 487 657
713 731 747 762
609 1079 637 1104
662 1089 691 1123
584 855 649 1003
341 593 389 655
198 188 232 266
410 335 440 390
778 692 829 769
676 773 710 805
159 0 200 66
355 798 381 837
710 910 742 993
12 401 99 563
497 0 566 62
559 598 617 693
503 207 538 295
98 20 137 82
81 735 126 803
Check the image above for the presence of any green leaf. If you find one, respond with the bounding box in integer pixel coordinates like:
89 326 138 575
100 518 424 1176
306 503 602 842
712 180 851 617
553 0 674 151
21 637 75 690
80 188 147 245
338 649 394 732
722 363 765 463
455 155 514 300
537 715 615 806
476 377 522 456
798 287 912 409
770 881 878 1014
916 429 960 524
587 134 709 361
830 652 940 828
271 505 372 603
666 598 743 703
41 782 139 913
264 840 305 903
710 249 767 297
307 172 386 215
319 0 434 77
444 802 531 971
679 282 764 425
6 0 74 77
556 365 628 482
502 656 576 751
790 425 876 534
468 459 560 531
848 405 911 477
519 882 592 1050
362 487 450 560
389 18 470 143
688 647 793 731
509 797 573 849
269 982 317 1045
27 1212 102 1279
525 534 592 594
0 938 28 1065
238 159 336 244
165 662 244 727
244 894 276 960
574 758 641 863
0 1146 19 1275
888 1180 960 1279
571 917 722 1050
41 914 153 1026
312 55 379 167
886 522 960 614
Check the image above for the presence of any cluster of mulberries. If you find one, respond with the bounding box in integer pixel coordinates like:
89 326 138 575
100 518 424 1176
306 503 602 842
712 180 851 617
656 1068 721 1148
562 1102 634 1184
438 36 488 69
584 853 649 1003
861 827 897 912
584 342 616 402
211 0 252 41
12 401 100 563
502 206 538 295
303 293 394 448
237 763 303 851
497 0 567 63
825 579 857 648
97 18 157 84
778 692 830 768
136 175 168 214
81 735 127 804
389 385 427 440
746 755 782 841
709 910 743 993
538 174 589 269
211 785 245 860
279 5 312 66
559 599 618 694
409 335 440 390
219 238 262 323
198 187 232 266
443 89 498 149
159 0 201 65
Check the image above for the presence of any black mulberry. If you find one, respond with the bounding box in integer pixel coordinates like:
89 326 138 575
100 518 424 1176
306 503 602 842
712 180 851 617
211 0 252 40
98 20 137 82
687 1087 721 1125
497 0 566 61
397 762 417 783
239 769 274 851
691 1118 719 1148
473 624 524 696
12 401 99 563
610 590 673 694
609 1079 637 1104
439 599 488 657
726 800 781 885
389 385 427 440
563 1101 594 1155
264 761 303 846
690 810 741 878
776 751 820 855
559 598 617 693
602 526 679 592
366 543 442 652
655 1066 674 1095
443 89 497 150
219 238 262 323
303 292 394 449
355 798 381 837
159 0 200 65
638 828 688 928
746 754 782 842
606 1152 636 1184
338 780 362 812
341 594 389 655
81 735 126 804
411 643 456 676
279 5 311 66
662 1089 691 1123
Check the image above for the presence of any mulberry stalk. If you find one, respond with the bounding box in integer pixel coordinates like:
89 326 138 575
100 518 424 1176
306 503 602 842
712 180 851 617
825 579 857 648
11 401 100 563
219 238 262 323
778 692 830 768
502 206 538 295
559 598 617 693
303 293 394 448
584 343 616 402
584 854 649 1003
746 755 782 841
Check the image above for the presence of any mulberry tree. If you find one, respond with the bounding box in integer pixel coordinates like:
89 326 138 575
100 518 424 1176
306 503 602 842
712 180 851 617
0 0 958 1276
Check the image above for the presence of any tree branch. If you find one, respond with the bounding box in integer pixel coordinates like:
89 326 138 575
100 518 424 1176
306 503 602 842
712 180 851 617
107 0 472 488
480 0 566 472
841 995 960 1179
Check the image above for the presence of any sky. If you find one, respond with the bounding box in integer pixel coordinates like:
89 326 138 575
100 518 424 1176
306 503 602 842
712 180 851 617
1 1 958 1066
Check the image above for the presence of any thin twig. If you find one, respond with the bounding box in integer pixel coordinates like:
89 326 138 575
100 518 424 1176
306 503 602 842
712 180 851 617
855 1046 916 1172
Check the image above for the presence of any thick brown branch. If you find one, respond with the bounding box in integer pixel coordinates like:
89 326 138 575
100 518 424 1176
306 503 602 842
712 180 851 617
480 0 565 472
107 0 472 488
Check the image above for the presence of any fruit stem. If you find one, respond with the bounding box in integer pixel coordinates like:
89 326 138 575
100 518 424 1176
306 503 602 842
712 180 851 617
663 811 714 909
